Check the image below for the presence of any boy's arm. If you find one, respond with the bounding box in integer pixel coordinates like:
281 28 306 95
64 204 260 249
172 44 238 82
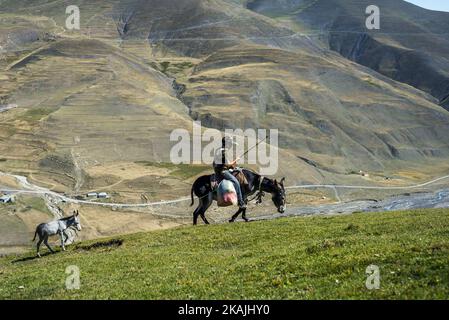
229 157 240 167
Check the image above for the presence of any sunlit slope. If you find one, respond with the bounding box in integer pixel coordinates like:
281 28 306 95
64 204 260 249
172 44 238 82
0 37 191 191
0 0 316 56
184 45 449 174
1 0 449 194
243 0 449 110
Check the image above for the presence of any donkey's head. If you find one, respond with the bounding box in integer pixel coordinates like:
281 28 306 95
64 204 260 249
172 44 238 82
72 210 82 231
271 177 286 214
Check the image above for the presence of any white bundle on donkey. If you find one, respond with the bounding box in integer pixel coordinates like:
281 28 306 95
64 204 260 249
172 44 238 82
216 180 238 207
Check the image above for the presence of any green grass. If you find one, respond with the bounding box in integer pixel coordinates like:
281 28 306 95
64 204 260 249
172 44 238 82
150 61 195 77
0 209 448 299
18 107 57 122
135 161 210 179
159 61 170 74
17 197 50 214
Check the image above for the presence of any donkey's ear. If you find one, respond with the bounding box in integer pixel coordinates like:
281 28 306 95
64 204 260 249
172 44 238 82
274 179 278 185
280 177 285 185
75 210 79 216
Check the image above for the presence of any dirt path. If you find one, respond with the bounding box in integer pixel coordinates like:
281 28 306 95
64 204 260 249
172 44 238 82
2 171 449 218
2 170 449 208
71 148 84 193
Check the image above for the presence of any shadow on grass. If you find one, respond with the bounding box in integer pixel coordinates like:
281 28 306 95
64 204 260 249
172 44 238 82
75 239 123 251
10 239 124 263
11 251 55 263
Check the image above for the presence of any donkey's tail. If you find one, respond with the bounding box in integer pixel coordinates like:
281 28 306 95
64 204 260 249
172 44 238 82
190 185 195 207
31 228 38 242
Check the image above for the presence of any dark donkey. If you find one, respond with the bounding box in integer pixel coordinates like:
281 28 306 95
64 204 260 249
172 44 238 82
190 169 286 225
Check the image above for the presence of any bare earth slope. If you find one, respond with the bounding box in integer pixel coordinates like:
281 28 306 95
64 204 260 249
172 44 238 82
244 0 449 110
1 0 449 191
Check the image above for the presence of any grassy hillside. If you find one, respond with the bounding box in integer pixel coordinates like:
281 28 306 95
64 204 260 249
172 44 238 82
0 209 448 299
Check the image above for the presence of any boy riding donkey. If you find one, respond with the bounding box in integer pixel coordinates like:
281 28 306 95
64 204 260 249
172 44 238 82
213 135 246 209
191 135 286 225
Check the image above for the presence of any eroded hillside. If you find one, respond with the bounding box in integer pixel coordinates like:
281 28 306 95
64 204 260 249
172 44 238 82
244 0 449 110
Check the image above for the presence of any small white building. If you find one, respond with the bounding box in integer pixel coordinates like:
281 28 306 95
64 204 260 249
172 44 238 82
0 194 15 203
97 192 109 199
86 192 98 198
359 170 370 177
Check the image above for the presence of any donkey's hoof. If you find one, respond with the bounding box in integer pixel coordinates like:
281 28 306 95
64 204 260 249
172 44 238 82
229 219 235 223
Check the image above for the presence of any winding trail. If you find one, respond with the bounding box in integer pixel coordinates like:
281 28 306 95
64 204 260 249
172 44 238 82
1 171 449 208
285 174 449 191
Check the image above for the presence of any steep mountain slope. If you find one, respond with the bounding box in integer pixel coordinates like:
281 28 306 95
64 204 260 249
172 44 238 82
1 0 449 196
184 44 449 175
244 0 449 110
0 35 193 191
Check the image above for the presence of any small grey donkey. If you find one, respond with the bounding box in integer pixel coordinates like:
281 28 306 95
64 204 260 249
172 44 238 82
32 210 82 257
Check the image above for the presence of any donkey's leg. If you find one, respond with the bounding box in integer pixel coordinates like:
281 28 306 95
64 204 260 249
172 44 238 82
63 230 69 243
193 206 201 225
241 208 249 222
63 230 70 247
59 231 66 251
199 195 213 225
230 208 243 223
36 236 43 257
43 235 55 254
200 212 210 225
